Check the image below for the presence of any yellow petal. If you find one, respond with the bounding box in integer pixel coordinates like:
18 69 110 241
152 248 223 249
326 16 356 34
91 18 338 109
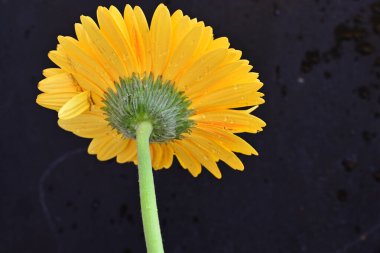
123 5 145 74
38 73 81 93
150 143 163 170
58 36 113 89
163 25 202 81
42 68 65 77
161 144 174 169
109 6 131 41
189 129 244 170
192 25 213 59
57 107 109 138
99 137 127 161
72 74 104 106
80 15 128 81
186 60 251 97
97 6 139 75
195 125 258 155
192 84 265 111
74 23 86 43
219 49 243 67
117 139 138 163
207 37 230 50
156 144 167 169
36 92 79 111
171 15 196 50
150 4 171 76
133 6 152 74
181 139 222 179
170 10 184 30
48 48 70 69
235 71 261 83
49 40 110 96
192 109 266 133
58 91 90 120
175 49 227 91
74 23 108 67
88 133 127 161
171 142 201 177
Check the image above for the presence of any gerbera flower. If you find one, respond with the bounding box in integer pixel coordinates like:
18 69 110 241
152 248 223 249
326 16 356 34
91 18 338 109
36 4 265 179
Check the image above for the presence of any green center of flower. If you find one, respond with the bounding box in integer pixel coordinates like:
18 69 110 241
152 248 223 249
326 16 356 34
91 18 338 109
103 74 194 142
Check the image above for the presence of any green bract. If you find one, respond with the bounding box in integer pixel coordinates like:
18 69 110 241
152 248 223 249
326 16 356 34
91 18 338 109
103 74 194 143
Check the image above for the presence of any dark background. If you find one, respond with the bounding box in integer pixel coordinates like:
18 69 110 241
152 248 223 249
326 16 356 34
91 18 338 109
1 0 380 252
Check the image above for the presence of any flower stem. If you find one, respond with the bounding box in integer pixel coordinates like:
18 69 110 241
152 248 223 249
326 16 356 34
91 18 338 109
136 121 164 253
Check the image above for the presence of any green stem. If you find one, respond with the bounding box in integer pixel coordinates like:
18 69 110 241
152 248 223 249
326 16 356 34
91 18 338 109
136 121 164 253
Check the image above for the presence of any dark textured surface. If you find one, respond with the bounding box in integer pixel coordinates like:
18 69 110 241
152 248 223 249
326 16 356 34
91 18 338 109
1 0 380 252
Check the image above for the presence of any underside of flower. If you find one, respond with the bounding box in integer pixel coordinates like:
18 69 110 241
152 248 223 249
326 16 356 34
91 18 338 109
103 74 194 143
36 3 266 178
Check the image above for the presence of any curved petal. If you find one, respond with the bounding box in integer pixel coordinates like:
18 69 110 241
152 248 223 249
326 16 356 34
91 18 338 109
171 141 202 177
207 37 230 50
36 92 79 111
150 4 172 76
122 5 146 74
88 133 127 161
189 129 244 170
80 15 128 81
186 60 252 97
161 143 174 169
175 49 227 91
133 6 152 74
117 139 138 163
58 91 90 120
192 109 266 133
150 143 163 170
192 25 213 60
180 139 222 179
97 6 139 75
191 84 265 112
195 125 258 155
163 25 202 81
57 107 109 138
42 68 65 78
38 73 81 93
50 37 111 95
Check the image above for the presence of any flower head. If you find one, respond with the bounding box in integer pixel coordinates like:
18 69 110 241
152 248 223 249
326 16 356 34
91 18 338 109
36 4 266 179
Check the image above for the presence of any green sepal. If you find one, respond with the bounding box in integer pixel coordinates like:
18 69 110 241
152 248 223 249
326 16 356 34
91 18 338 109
103 74 194 143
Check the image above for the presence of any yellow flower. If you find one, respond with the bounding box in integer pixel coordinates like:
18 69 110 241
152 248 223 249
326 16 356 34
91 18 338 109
36 4 266 179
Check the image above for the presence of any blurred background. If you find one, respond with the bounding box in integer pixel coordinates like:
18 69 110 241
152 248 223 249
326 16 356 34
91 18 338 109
1 0 380 252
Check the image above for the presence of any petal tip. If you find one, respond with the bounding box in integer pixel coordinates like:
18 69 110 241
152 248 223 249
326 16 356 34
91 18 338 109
58 91 90 120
